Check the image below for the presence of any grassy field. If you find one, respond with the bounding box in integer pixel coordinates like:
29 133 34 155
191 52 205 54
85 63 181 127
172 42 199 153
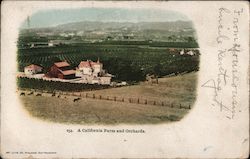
19 72 197 125
21 96 189 125
84 72 197 106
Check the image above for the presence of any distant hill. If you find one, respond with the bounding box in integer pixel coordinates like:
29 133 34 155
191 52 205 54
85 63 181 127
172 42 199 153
52 21 194 32
19 20 197 43
23 21 194 32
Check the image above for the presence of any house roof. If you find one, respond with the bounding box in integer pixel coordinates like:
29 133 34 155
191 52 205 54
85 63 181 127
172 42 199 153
25 64 43 70
79 61 91 68
54 61 70 68
79 60 102 68
60 70 75 75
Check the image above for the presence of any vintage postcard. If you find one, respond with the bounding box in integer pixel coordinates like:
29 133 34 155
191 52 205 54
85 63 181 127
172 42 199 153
1 1 249 158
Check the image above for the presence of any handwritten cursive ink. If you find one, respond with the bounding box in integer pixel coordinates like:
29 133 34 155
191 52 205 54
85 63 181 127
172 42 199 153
217 8 231 44
202 7 243 119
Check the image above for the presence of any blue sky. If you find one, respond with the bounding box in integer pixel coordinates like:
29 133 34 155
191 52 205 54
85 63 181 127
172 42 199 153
21 8 190 29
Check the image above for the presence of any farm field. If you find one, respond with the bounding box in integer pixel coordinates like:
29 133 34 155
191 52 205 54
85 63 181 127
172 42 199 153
19 72 197 124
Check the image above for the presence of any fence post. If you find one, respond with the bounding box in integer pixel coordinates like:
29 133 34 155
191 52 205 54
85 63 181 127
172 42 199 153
122 98 124 102
137 98 139 104
93 94 95 99
145 99 147 105
99 95 102 99
171 103 173 108
86 93 88 98
162 101 164 106
153 101 156 105
114 96 116 101
189 105 191 109
180 104 182 109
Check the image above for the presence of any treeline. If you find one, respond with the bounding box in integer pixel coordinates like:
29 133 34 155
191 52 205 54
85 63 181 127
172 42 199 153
17 77 110 92
91 41 199 48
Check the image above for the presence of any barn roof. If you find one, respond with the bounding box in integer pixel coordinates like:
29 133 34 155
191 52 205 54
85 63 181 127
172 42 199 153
54 61 70 68
60 70 75 75
25 64 43 70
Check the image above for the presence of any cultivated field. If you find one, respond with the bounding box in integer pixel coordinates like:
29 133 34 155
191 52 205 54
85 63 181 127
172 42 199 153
17 42 200 82
19 72 198 125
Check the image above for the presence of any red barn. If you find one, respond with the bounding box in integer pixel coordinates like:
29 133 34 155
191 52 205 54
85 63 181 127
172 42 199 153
47 61 75 79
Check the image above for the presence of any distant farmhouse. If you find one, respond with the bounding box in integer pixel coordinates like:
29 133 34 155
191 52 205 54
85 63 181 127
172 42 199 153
29 42 48 48
179 49 196 56
24 64 43 75
76 59 113 85
47 61 75 79
28 40 69 48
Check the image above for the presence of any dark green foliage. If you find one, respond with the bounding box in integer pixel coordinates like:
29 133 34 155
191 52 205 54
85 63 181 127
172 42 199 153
17 39 200 82
17 77 110 92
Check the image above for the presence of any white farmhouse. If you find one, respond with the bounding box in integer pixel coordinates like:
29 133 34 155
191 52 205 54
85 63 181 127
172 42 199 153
24 64 43 75
76 60 94 76
75 59 113 85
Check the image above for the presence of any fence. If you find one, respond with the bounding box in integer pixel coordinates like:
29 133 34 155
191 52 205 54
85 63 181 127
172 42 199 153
18 88 191 110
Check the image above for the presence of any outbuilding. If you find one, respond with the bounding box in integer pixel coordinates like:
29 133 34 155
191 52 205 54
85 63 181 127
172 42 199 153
24 64 43 75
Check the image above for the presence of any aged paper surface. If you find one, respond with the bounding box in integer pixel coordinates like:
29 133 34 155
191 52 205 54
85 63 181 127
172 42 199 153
1 1 249 158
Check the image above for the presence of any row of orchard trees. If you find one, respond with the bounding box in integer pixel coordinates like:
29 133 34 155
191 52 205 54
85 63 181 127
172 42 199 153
17 43 200 82
18 53 200 82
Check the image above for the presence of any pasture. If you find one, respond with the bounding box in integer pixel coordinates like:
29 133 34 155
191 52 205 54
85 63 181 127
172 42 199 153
19 72 198 124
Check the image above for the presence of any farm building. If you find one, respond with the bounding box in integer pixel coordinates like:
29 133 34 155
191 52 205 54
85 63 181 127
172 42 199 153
186 50 195 56
179 49 196 56
24 64 43 75
47 61 75 79
76 59 113 85
28 42 49 48
77 59 103 77
99 74 113 85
